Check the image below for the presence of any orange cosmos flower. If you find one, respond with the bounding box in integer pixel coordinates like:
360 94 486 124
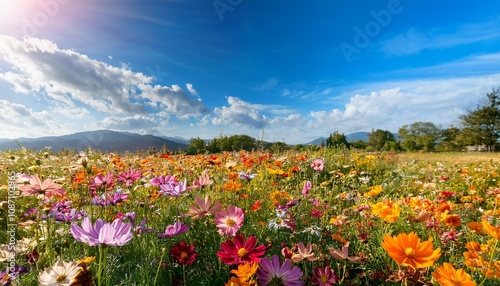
467 222 485 235
482 220 500 239
443 214 461 227
381 232 441 268
230 262 258 282
432 263 476 286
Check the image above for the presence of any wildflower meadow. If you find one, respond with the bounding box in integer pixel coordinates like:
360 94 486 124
1 147 500 285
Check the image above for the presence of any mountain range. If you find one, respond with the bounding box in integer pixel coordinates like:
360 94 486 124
0 130 373 152
0 130 189 153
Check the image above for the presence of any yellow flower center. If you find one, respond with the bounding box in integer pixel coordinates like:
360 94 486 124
180 252 188 259
320 274 329 283
238 248 248 257
405 247 415 257
56 274 67 282
226 218 236 227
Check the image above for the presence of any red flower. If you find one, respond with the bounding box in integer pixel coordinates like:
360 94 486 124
216 234 266 265
252 201 261 211
171 241 197 265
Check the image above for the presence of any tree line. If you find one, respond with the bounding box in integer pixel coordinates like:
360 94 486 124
187 87 500 154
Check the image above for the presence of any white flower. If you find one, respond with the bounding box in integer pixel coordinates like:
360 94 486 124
38 260 82 286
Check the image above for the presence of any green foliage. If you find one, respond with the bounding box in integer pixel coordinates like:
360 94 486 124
398 121 440 152
458 87 500 151
367 129 396 151
326 131 350 149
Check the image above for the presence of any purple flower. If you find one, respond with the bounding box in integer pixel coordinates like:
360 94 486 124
239 171 257 180
158 221 189 238
257 255 304 286
70 217 133 246
116 170 142 187
302 181 311 198
159 179 187 197
0 265 28 285
150 175 177 186
92 189 129 206
49 201 87 222
311 159 324 171
134 218 156 234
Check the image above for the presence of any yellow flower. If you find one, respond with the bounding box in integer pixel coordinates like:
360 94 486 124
432 263 476 286
382 232 441 268
371 200 401 223
364 185 383 197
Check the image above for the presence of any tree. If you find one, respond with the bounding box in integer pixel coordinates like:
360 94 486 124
326 131 350 149
458 87 500 151
398 122 440 152
436 127 463 152
367 129 395 151
187 137 207 154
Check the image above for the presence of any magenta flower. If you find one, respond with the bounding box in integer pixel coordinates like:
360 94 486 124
116 170 142 186
19 176 66 198
311 159 324 171
91 189 129 206
256 255 304 286
158 221 189 238
70 217 133 246
214 206 244 236
90 172 115 191
309 266 338 285
302 181 311 198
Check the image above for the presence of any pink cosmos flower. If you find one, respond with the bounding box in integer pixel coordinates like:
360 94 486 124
19 176 66 198
90 172 114 191
185 196 221 219
302 181 311 198
159 179 187 197
311 159 324 171
188 173 213 190
70 217 133 246
158 221 189 238
116 170 142 187
214 206 244 236
150 175 177 186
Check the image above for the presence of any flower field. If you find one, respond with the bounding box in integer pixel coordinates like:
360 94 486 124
1 147 500 285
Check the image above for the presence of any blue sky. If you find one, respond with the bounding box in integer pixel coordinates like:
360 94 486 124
0 0 499 144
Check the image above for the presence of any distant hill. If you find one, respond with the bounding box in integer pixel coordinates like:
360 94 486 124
305 132 371 145
0 130 188 153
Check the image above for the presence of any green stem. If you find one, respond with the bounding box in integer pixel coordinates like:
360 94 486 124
153 248 166 286
97 245 107 286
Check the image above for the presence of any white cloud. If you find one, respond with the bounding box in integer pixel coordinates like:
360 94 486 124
380 17 500 56
0 100 71 138
0 35 209 119
88 114 158 130
305 74 500 135
186 83 198 96
212 96 269 128
138 84 208 119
